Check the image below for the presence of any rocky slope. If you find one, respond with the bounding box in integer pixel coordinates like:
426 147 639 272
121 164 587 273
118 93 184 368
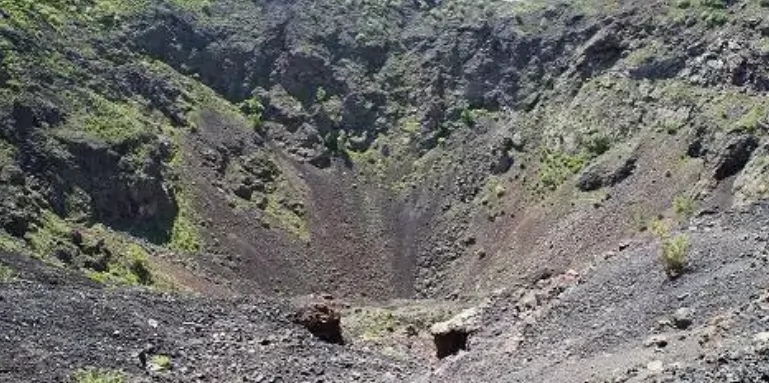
2 0 769 381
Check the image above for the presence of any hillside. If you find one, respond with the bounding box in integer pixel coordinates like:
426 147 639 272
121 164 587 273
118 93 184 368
2 0 769 381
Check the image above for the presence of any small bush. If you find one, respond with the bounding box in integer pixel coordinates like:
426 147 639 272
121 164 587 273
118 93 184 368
238 95 263 131
699 0 726 9
673 195 696 220
150 355 172 371
0 263 15 282
584 134 611 156
72 368 124 383
660 234 689 278
701 10 728 26
460 108 476 126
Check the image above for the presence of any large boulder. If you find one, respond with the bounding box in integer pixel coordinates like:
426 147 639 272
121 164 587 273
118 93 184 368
576 155 637 192
293 296 344 344
430 307 481 359
711 133 758 181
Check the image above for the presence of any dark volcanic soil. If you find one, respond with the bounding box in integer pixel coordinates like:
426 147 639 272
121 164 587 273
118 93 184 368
4 203 769 382
0 252 417 383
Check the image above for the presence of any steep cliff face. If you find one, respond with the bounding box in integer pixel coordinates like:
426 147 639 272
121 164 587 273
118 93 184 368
1 0 769 300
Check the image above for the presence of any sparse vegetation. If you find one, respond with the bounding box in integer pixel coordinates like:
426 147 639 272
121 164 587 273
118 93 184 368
168 190 203 254
537 149 589 192
60 93 152 144
25 210 74 259
344 304 458 343
71 368 125 383
265 194 310 242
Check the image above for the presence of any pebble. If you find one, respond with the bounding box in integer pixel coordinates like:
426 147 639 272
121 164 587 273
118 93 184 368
644 335 669 348
673 307 694 330
647 360 664 372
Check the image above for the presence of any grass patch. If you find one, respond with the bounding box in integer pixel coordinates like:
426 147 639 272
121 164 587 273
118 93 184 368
168 191 202 254
663 0 732 26
657 118 685 135
0 231 27 254
24 210 72 259
399 115 421 134
0 139 16 168
22 210 161 286
71 368 124 383
344 304 458 343
59 92 153 145
87 242 153 286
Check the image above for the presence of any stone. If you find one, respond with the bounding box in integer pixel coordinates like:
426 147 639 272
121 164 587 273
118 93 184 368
646 360 664 373
644 335 668 348
576 156 637 192
234 184 254 200
293 298 343 344
711 133 758 181
430 307 481 358
753 332 769 354
672 307 694 330
518 292 539 310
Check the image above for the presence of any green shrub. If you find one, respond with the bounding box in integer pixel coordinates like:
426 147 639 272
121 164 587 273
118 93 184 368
238 96 263 131
537 149 589 191
72 368 124 383
673 195 696 220
460 108 476 126
660 234 689 278
0 263 15 282
701 10 728 26
650 218 670 238
459 108 488 127
584 134 611 156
